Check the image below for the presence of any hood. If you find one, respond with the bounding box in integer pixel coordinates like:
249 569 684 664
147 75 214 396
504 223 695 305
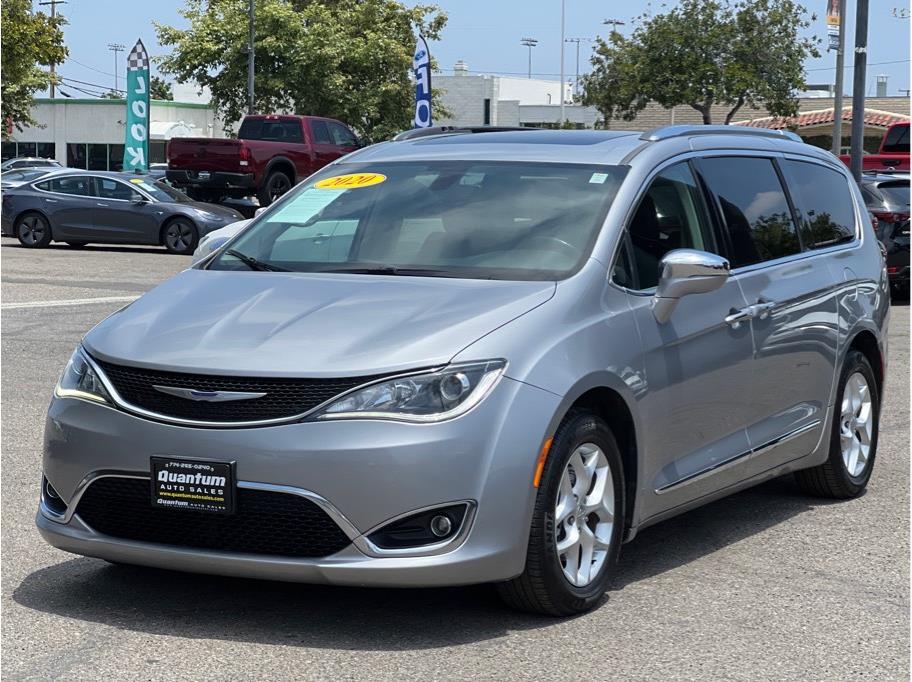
83 269 555 377
182 201 244 219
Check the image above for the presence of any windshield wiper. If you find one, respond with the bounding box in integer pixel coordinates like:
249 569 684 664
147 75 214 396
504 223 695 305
316 264 457 277
224 249 289 272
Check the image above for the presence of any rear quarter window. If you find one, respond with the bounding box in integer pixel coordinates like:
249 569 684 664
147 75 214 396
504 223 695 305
782 160 857 249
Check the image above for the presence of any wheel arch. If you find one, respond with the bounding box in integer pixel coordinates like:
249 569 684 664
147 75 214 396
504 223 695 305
847 328 884 398
544 374 642 539
158 214 198 246
264 157 296 184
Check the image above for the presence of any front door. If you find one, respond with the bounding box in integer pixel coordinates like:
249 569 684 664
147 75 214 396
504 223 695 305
91 176 160 243
617 160 755 521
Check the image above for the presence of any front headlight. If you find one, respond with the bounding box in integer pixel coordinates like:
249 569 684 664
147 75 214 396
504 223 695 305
55 347 111 404
315 360 506 423
194 208 217 218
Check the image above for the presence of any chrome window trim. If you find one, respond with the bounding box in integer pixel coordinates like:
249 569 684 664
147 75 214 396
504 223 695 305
78 351 451 428
39 472 476 559
91 176 154 203
607 148 865 295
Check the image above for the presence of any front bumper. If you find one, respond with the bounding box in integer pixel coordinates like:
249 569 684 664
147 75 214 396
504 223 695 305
38 376 560 586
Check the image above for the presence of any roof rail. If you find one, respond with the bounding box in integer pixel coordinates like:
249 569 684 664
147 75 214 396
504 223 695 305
391 126 540 141
640 124 803 143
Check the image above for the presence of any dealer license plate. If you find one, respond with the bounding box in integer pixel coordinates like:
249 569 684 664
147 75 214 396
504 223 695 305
150 456 235 514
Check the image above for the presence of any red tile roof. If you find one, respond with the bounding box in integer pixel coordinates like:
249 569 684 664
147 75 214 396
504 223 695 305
732 107 910 130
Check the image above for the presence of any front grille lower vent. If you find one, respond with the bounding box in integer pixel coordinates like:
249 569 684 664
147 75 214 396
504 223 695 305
75 477 352 558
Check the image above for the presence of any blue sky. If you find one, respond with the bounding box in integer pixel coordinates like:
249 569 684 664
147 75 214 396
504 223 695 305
44 0 911 99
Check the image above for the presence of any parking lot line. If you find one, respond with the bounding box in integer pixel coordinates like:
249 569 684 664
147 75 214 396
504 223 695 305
1 295 140 310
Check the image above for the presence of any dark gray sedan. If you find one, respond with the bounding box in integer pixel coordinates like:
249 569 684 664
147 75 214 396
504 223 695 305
1 170 244 254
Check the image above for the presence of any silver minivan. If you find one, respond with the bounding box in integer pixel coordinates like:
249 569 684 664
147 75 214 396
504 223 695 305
38 127 889 615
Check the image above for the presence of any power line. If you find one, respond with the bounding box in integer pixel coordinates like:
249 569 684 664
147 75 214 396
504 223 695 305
67 57 116 78
60 75 124 92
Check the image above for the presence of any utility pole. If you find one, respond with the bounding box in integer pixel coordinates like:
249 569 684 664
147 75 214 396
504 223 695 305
38 0 66 98
247 0 255 114
564 38 592 100
107 43 125 94
830 0 847 156
559 0 566 124
849 0 869 181
603 18 626 34
520 38 538 79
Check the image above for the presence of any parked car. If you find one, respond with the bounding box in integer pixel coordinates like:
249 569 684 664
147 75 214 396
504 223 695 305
860 172 910 296
166 114 361 207
37 126 888 616
840 121 910 172
1 170 243 254
0 157 62 172
0 167 56 190
191 219 250 265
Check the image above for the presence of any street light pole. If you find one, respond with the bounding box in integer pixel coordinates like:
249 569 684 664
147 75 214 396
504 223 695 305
850 0 870 181
831 0 848 156
247 0 255 114
564 38 592 100
521 37 538 79
38 0 66 98
559 0 566 124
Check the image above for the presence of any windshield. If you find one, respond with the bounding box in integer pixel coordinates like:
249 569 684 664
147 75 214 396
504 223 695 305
126 177 191 202
878 181 910 208
208 161 627 280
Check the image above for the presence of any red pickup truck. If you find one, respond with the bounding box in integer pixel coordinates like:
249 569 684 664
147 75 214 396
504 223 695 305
166 114 361 206
840 121 910 173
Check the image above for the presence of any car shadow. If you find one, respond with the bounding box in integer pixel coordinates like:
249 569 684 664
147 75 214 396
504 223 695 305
12 475 838 649
0 242 184 256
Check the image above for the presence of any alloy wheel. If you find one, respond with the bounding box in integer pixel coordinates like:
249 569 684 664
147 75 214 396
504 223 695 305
840 372 874 477
554 443 615 587
165 221 194 253
18 215 45 245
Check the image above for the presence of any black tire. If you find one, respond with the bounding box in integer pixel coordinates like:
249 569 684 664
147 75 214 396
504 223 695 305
497 409 625 616
65 241 89 248
256 171 292 207
161 218 199 255
15 212 52 248
795 350 880 499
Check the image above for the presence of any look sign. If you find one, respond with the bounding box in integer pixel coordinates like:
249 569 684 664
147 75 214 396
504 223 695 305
122 39 151 172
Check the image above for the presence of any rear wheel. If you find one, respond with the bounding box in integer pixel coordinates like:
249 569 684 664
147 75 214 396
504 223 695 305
497 409 624 616
795 350 879 498
162 218 199 255
15 212 52 248
256 172 292 207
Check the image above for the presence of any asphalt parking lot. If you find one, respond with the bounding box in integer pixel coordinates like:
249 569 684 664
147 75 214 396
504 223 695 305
1 238 908 681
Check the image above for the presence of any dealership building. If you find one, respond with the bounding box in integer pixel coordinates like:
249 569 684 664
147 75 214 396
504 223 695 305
2 96 227 170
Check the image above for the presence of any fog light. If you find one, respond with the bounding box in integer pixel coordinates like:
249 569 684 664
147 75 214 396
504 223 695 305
430 514 453 537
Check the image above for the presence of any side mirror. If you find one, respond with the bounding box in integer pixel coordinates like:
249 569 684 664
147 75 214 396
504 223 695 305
652 249 730 323
132 196 149 205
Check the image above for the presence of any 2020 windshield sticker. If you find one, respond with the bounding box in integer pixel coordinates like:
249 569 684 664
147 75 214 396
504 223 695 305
314 173 387 190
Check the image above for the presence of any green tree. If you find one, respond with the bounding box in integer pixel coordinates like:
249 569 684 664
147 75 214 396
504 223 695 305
155 0 446 141
582 0 819 126
1 0 68 137
101 90 122 100
151 75 174 101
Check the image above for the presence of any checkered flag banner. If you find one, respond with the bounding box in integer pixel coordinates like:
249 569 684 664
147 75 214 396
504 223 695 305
127 39 149 72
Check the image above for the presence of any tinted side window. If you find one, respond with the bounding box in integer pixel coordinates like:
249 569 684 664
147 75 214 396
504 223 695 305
782 160 856 249
311 121 332 144
627 161 718 289
47 176 91 197
882 124 909 154
699 157 800 267
329 122 358 147
95 177 142 201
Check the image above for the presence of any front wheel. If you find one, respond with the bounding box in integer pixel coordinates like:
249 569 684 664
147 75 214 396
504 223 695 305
497 410 624 616
162 218 199 255
795 350 880 498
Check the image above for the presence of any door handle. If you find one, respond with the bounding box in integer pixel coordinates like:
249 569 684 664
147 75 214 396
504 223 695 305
44 198 58 203
725 300 777 328
96 202 109 207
